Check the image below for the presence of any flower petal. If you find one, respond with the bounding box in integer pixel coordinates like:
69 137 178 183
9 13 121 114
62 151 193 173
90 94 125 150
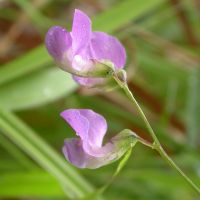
63 138 87 168
45 26 72 61
72 75 105 87
78 109 107 147
71 55 93 72
63 130 136 169
61 109 107 146
90 31 126 68
63 138 112 169
72 9 92 55
60 109 89 140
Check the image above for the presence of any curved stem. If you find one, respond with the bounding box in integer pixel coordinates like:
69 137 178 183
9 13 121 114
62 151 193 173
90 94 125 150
157 146 200 194
114 76 200 194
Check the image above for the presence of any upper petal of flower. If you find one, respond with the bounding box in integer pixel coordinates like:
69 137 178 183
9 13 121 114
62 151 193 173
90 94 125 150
90 31 126 68
78 109 107 147
72 9 92 55
60 109 89 140
45 26 72 61
60 109 107 149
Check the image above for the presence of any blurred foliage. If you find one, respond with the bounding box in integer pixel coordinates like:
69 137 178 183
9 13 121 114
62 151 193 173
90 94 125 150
0 0 200 199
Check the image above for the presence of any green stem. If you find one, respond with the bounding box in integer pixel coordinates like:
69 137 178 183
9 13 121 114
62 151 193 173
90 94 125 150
157 146 200 194
114 76 200 195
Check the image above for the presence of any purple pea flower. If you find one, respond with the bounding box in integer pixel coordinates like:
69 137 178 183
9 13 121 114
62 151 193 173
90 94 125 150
61 109 137 169
45 9 126 87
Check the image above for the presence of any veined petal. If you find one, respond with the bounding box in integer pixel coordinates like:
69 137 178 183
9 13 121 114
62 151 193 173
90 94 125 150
73 75 105 87
63 138 87 168
78 109 107 147
63 130 136 169
60 109 109 157
72 9 92 55
61 109 107 146
45 26 72 61
60 109 89 140
63 138 112 169
90 32 126 68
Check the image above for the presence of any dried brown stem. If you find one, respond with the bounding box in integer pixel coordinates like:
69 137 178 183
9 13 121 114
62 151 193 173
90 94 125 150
0 0 48 58
169 0 199 46
132 26 200 69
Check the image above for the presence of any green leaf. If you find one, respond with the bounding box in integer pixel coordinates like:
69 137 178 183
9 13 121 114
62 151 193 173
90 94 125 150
0 46 51 86
0 67 77 110
0 170 65 198
111 147 133 179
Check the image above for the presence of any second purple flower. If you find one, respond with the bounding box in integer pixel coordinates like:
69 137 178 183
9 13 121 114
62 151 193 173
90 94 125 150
61 109 137 169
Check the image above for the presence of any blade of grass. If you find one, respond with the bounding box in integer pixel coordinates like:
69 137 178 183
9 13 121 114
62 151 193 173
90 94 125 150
0 170 65 198
185 70 200 149
0 45 51 86
93 0 163 32
0 67 77 110
0 134 35 169
11 0 52 28
0 106 93 198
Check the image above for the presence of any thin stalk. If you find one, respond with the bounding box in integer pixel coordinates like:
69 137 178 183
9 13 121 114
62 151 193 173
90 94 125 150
0 134 35 169
157 146 200 194
114 76 200 194
113 76 160 145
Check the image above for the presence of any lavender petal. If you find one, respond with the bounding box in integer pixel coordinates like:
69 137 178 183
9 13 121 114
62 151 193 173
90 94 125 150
72 75 105 87
71 9 92 55
60 109 89 140
45 26 72 61
90 31 126 68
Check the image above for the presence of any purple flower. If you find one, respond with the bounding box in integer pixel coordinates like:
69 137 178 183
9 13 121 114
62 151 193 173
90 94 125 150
45 9 126 87
61 109 136 169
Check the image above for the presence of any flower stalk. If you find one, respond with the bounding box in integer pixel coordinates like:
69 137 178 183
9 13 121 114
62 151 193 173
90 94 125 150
45 8 200 196
113 74 200 195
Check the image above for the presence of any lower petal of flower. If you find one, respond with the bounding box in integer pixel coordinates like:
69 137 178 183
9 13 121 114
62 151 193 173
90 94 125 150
63 130 136 169
63 138 87 168
72 75 106 87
